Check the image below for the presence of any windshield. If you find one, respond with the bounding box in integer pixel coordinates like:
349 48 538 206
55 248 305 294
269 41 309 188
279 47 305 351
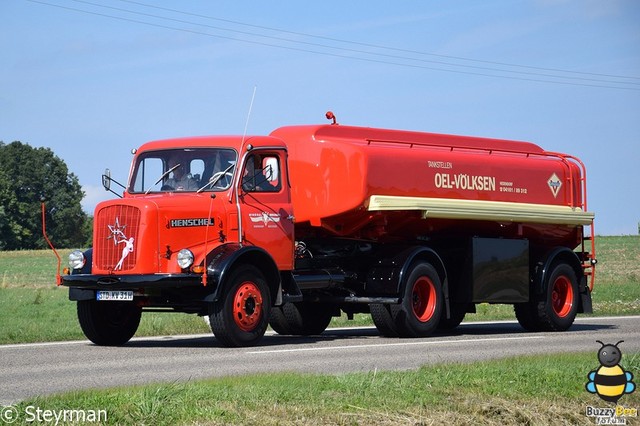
129 148 237 193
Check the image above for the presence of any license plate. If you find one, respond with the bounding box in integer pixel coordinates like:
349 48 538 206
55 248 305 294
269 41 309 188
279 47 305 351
96 290 134 301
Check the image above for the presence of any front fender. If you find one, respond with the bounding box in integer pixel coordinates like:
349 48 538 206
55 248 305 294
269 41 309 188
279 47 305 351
204 243 281 304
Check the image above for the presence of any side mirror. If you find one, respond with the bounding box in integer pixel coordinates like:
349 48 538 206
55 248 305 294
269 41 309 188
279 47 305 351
263 157 279 182
102 169 111 191
101 168 126 198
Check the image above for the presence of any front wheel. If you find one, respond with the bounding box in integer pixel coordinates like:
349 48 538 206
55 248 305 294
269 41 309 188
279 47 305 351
391 262 443 337
209 265 271 347
77 300 141 346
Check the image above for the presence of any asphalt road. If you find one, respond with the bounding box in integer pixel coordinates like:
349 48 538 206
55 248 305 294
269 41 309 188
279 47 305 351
1 315 639 406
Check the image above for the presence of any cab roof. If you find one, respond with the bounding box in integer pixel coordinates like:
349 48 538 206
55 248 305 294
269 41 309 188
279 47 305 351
136 135 286 152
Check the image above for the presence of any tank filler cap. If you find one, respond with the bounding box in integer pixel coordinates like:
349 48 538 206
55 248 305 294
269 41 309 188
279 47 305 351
325 111 339 125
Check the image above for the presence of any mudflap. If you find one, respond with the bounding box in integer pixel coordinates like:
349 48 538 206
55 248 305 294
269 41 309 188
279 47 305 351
579 275 593 314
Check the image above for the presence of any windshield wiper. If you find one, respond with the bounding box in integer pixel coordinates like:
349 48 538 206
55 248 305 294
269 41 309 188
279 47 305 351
145 163 180 195
197 164 235 193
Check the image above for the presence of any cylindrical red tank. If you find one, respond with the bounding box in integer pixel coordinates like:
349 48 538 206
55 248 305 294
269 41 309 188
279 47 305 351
270 125 593 237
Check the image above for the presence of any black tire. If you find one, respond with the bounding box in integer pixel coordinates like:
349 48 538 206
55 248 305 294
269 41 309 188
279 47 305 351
437 302 467 332
391 262 443 337
209 265 271 347
514 302 541 331
77 300 141 346
535 263 579 331
515 262 579 332
269 305 294 335
370 304 399 337
282 302 333 336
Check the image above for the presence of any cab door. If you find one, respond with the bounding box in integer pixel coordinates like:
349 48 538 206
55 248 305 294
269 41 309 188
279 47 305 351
238 149 294 270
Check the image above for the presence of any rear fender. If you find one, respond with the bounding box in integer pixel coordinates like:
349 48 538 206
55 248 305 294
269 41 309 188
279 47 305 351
203 243 281 305
367 246 449 315
533 247 591 313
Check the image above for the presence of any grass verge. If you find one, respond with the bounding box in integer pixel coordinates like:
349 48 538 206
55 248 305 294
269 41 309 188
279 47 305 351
15 352 640 425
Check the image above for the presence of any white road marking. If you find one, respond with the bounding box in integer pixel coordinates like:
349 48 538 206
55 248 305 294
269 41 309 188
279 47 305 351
246 335 545 354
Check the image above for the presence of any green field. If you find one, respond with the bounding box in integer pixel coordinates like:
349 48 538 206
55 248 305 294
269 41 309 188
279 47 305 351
0 236 638 345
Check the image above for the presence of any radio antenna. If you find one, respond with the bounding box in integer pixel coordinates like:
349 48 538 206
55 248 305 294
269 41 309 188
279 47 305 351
241 85 257 145
234 85 257 247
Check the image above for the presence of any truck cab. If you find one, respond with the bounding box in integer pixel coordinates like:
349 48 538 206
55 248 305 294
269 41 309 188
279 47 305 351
65 136 294 346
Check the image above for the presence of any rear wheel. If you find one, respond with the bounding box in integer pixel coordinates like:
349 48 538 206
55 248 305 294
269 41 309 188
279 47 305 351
370 304 399 337
536 263 578 331
391 262 443 337
281 302 333 335
209 265 271 347
437 302 467 332
269 305 293 335
514 302 541 331
77 300 141 346
515 262 578 332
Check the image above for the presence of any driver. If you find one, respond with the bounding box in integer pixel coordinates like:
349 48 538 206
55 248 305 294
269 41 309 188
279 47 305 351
164 154 198 191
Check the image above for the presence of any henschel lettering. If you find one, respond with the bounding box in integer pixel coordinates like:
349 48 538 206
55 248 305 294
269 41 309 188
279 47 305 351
169 218 215 228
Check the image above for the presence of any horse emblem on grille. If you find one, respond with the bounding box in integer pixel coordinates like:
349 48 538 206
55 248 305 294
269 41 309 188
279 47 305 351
107 217 135 270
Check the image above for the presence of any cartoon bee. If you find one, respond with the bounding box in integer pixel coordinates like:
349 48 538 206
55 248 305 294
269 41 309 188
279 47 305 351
586 340 636 403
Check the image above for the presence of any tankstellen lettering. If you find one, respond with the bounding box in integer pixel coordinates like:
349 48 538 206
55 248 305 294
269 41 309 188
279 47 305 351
427 161 453 169
434 173 496 192
169 218 215 228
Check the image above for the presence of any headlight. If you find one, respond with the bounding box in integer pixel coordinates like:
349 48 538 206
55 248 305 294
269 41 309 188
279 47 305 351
68 250 85 270
177 249 194 269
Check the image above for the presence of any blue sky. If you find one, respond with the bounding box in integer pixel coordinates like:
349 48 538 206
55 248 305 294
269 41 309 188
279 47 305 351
2 0 639 235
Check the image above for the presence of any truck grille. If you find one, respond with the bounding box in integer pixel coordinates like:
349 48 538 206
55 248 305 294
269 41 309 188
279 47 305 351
94 205 141 271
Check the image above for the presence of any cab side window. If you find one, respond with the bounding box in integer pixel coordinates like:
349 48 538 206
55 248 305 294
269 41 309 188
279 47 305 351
242 154 281 192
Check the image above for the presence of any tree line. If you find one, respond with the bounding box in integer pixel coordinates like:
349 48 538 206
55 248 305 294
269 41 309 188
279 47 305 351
0 141 92 250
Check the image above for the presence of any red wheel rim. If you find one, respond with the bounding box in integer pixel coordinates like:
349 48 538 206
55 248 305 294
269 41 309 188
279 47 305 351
232 281 263 332
412 277 437 322
551 275 574 318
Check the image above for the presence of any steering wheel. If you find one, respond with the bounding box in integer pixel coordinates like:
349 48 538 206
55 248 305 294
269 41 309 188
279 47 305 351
210 170 234 188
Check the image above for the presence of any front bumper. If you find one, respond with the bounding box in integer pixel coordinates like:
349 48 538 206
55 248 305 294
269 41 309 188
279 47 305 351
63 273 218 310
62 273 205 290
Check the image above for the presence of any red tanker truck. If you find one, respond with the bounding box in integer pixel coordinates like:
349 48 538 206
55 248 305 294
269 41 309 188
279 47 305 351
60 113 596 347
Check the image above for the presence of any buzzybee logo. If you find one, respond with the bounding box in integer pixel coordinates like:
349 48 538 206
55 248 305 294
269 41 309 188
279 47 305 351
585 340 637 425
586 341 635 403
